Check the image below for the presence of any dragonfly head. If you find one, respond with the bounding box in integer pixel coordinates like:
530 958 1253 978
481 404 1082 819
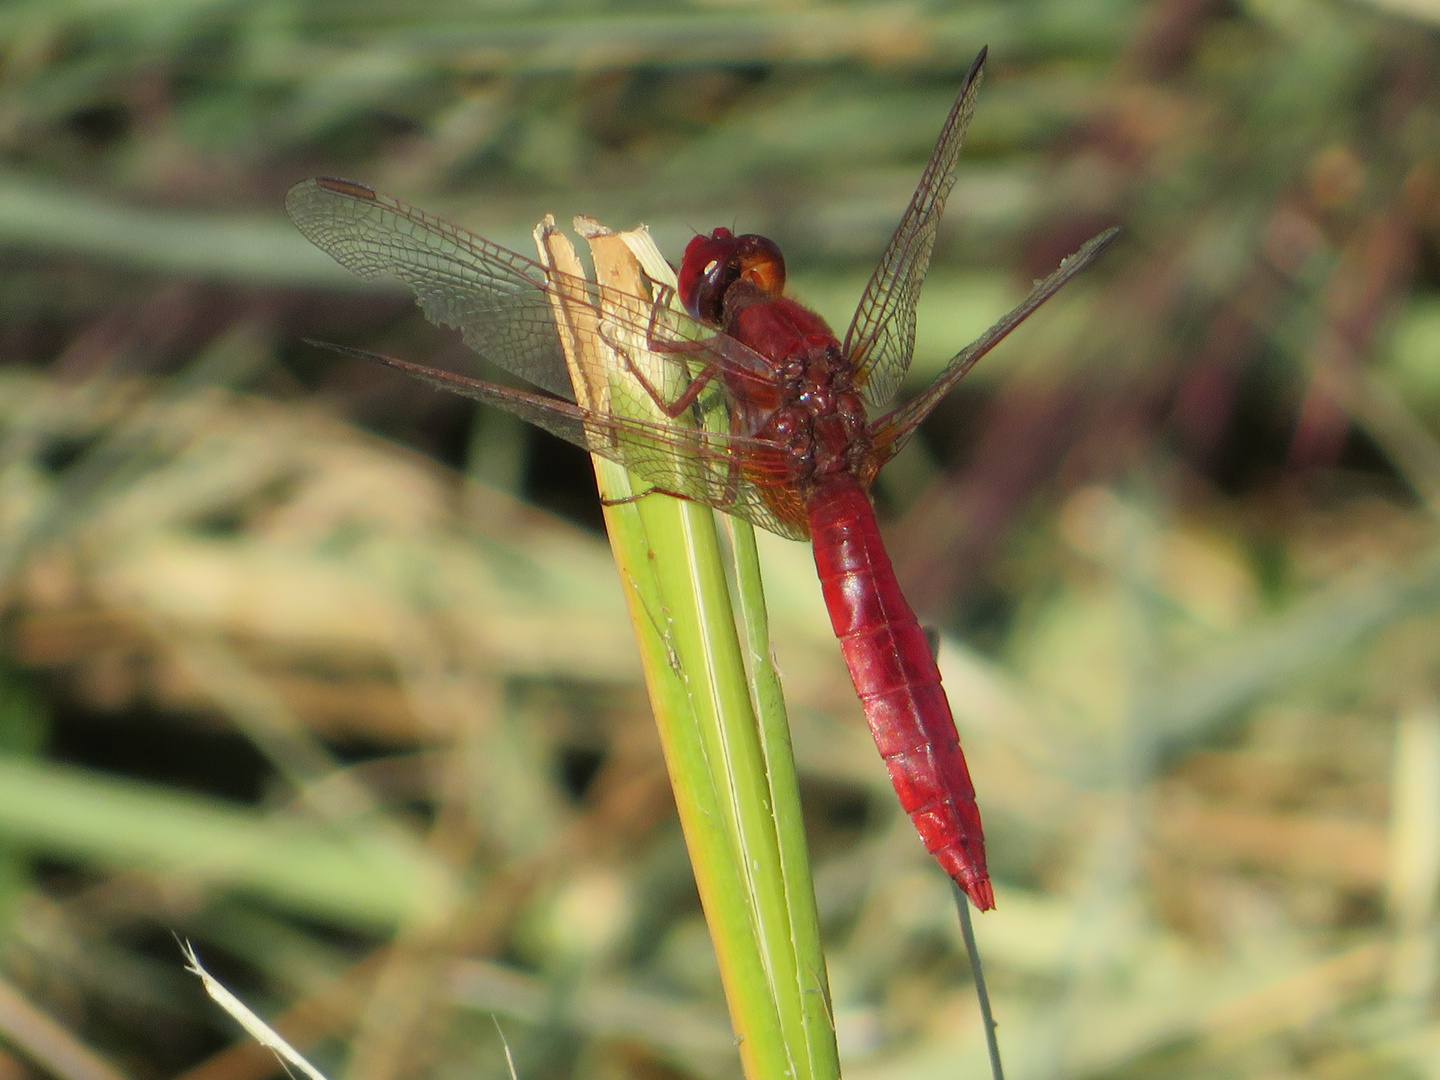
678 227 786 326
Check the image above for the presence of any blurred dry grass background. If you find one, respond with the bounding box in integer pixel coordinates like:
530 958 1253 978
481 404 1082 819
2 1 1440 1078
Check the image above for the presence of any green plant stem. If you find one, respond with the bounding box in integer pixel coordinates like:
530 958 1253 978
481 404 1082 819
595 465 841 1080
593 466 793 1080
542 222 839 1080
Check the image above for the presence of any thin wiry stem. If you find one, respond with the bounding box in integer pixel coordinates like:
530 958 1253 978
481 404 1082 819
954 886 1004 1080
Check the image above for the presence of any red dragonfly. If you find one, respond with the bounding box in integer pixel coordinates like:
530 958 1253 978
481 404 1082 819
287 49 1115 911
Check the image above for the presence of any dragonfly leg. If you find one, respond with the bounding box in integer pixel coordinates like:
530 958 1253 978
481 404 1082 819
599 486 691 508
649 280 678 313
710 413 748 515
601 324 724 420
637 300 734 418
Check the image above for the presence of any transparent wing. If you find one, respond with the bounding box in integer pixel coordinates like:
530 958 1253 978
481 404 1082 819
316 343 809 541
843 48 986 409
870 228 1119 462
288 178 578 400
286 178 775 404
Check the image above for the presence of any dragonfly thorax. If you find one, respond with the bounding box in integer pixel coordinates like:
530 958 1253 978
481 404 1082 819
699 251 877 498
761 340 872 495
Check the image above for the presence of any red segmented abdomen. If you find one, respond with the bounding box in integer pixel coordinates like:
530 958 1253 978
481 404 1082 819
806 475 993 910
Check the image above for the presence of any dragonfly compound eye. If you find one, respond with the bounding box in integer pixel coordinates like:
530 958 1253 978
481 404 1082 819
678 228 786 325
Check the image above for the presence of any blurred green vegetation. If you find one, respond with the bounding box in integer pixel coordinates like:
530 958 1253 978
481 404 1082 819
2 1 1440 1080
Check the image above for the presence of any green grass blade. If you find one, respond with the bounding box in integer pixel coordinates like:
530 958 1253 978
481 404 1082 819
728 516 838 1079
0 756 453 930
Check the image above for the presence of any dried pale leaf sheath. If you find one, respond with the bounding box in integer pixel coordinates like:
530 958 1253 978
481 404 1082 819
533 217 607 412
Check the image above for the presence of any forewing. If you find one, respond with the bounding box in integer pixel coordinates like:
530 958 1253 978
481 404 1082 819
869 228 1119 461
287 178 777 411
321 344 807 541
289 178 590 400
843 48 986 409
